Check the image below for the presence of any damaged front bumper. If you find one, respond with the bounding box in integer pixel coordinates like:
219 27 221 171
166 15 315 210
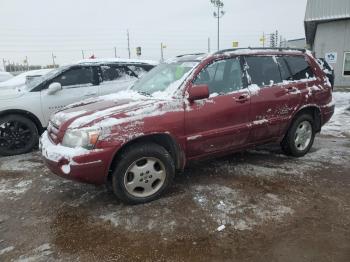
40 132 113 185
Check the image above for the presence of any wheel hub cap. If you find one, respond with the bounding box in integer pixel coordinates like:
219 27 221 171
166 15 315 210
294 121 312 151
123 157 166 198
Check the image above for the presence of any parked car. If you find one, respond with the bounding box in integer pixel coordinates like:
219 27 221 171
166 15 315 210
0 71 13 83
0 58 157 156
40 48 335 204
0 69 53 89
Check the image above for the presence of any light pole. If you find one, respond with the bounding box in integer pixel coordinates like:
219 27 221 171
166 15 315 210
211 0 225 51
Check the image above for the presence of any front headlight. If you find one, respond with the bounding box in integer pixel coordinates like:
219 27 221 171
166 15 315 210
62 129 100 149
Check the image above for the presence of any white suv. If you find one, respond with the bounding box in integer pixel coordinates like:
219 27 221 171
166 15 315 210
0 58 157 156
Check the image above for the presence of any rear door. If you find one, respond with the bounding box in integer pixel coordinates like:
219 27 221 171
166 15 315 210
98 64 139 96
243 55 302 143
185 57 252 158
40 66 99 124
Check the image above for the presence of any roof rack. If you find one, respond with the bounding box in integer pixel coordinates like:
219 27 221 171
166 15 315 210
214 47 307 55
176 53 206 58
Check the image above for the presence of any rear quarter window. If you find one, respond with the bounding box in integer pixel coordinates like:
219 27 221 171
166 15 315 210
284 56 314 81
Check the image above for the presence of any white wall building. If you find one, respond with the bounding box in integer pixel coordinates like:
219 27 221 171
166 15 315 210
305 0 350 87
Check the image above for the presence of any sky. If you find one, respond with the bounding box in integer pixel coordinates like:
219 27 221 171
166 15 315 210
0 0 308 67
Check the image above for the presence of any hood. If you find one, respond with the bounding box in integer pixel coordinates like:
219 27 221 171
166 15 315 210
0 86 27 100
51 97 163 130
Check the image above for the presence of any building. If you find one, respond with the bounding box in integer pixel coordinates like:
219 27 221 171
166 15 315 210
305 0 350 87
280 38 307 49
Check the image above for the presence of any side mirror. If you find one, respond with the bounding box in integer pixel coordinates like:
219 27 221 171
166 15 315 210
47 82 62 95
187 84 209 102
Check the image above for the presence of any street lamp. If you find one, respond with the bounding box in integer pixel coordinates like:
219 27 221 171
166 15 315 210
211 0 225 51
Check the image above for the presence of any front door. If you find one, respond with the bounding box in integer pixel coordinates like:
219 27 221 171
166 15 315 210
40 66 99 124
184 57 251 158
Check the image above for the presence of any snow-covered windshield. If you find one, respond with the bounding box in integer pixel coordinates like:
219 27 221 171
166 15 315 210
131 61 198 97
25 66 69 90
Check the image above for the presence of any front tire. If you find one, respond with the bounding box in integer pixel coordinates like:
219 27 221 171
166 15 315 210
281 114 315 157
112 143 175 204
0 115 39 156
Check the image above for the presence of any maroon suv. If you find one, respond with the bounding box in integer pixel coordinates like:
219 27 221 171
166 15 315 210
41 48 335 204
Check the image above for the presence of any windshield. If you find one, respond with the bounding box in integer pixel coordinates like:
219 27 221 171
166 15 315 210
131 61 198 96
25 66 69 90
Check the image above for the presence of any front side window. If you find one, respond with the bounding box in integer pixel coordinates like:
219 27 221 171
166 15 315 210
193 58 243 94
244 56 282 87
284 56 314 80
344 52 350 76
52 67 94 87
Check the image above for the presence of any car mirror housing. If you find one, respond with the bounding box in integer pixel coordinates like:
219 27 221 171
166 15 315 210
187 84 209 102
47 82 62 95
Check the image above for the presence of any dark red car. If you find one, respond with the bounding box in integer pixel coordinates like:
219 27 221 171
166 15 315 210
41 48 335 204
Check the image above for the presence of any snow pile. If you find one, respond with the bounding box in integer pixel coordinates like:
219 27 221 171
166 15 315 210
0 179 32 200
0 153 42 172
0 246 14 256
14 243 53 262
192 184 293 231
322 92 350 138
0 69 51 88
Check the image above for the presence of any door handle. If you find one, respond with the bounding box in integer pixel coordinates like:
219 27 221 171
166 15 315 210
235 94 249 103
286 86 298 93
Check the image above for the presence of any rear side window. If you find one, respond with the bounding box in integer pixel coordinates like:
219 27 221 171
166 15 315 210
245 56 282 87
277 57 293 81
101 65 135 82
128 65 148 77
284 56 314 80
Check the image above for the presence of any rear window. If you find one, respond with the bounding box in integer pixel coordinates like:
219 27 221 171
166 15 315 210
245 56 282 87
284 56 314 80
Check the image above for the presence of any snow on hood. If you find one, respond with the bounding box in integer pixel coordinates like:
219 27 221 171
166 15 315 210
0 86 27 100
0 69 52 89
51 90 180 130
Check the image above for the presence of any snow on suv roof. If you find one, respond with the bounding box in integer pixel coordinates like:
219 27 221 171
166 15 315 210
214 47 308 56
76 58 159 66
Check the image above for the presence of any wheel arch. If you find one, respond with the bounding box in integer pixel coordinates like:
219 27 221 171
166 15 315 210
291 105 322 133
0 109 45 134
107 133 185 184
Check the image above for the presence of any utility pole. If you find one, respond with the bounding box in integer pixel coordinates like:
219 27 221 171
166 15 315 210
25 56 29 71
127 30 131 59
160 43 165 62
52 53 56 67
208 37 211 53
81 50 85 59
211 0 225 51
114 47 117 58
2 59 6 72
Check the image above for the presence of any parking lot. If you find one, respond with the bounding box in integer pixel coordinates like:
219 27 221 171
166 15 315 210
0 92 349 262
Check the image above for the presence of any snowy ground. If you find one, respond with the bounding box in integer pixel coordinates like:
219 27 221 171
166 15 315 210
0 91 349 261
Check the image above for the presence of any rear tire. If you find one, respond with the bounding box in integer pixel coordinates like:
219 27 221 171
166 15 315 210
112 143 175 204
0 115 39 156
281 114 315 157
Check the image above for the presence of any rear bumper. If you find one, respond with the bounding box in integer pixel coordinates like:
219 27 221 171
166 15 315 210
40 132 114 185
